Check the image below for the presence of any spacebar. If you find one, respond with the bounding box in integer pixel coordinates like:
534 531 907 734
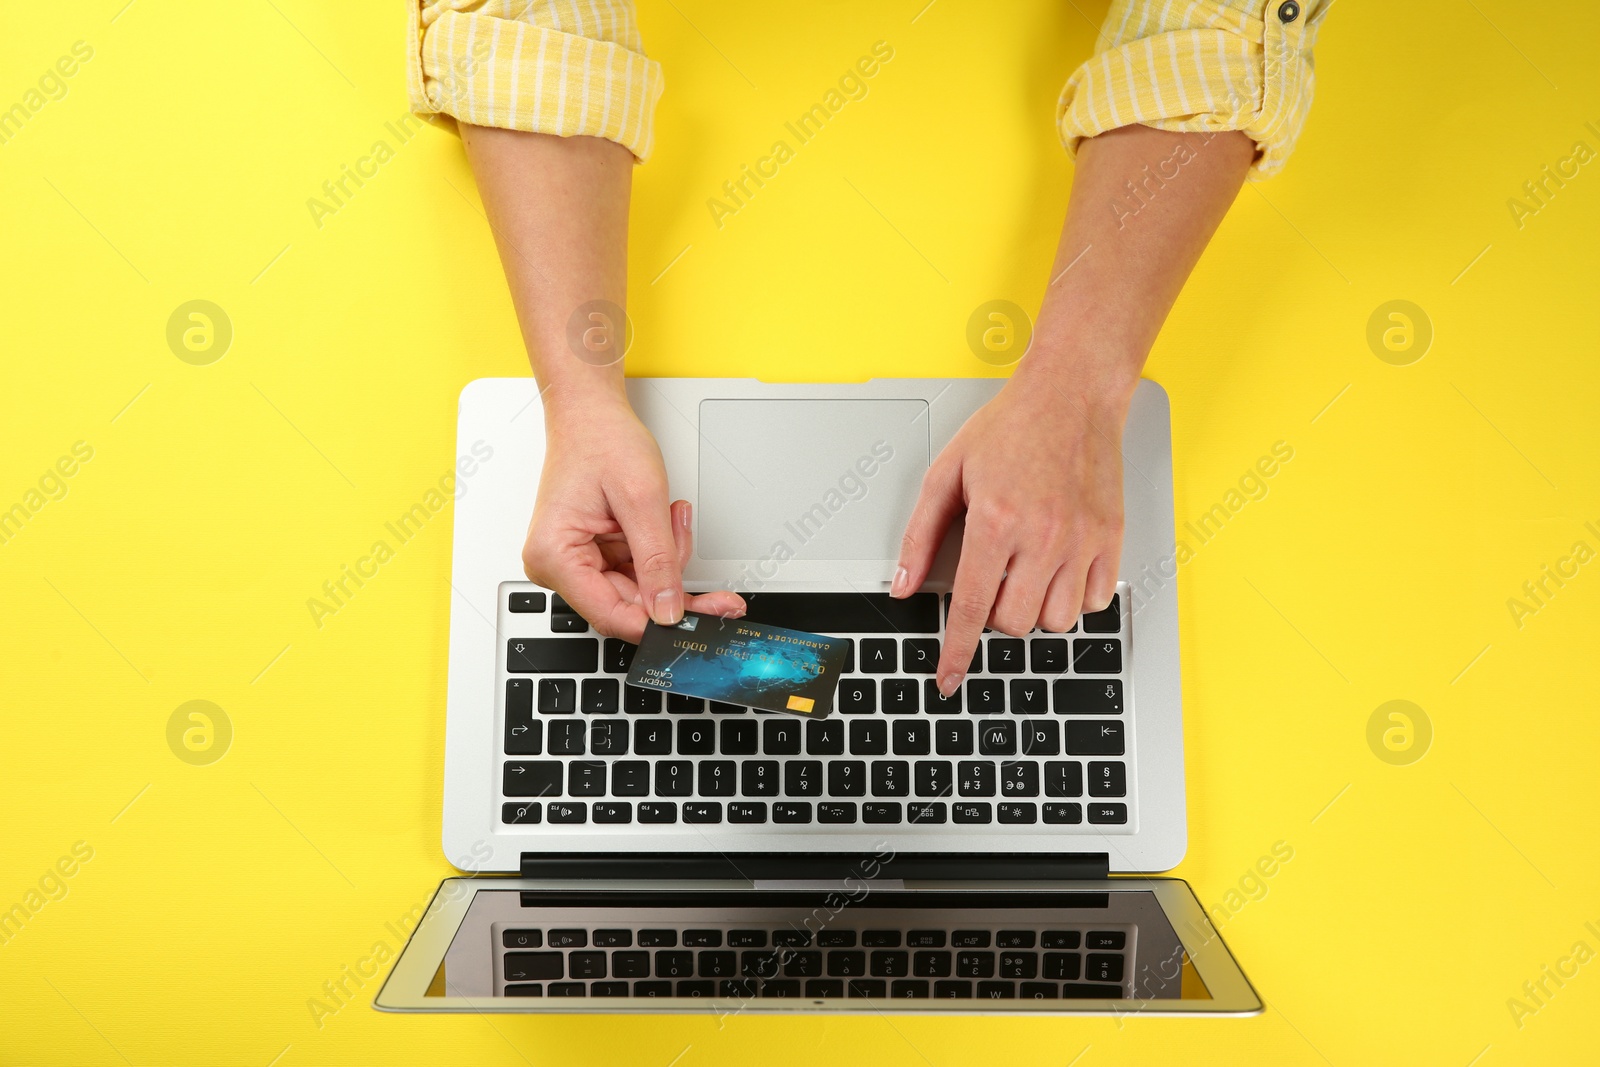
727 592 939 634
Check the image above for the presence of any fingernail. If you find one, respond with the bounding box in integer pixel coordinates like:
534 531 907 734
890 566 909 598
681 502 692 529
938 672 961 698
653 588 683 625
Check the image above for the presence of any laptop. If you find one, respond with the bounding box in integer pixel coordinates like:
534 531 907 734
375 377 1261 1015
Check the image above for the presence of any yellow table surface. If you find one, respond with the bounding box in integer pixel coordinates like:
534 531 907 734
3 1 1598 1063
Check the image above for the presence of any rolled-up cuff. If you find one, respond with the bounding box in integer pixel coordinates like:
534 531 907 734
1057 1 1326 178
407 1 664 161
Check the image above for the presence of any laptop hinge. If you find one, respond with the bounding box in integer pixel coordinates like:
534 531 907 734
520 852 1110 881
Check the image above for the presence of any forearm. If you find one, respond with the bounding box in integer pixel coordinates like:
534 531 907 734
460 125 634 414
1015 125 1255 417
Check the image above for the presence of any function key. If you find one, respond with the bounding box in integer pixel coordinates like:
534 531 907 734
995 930 1036 948
592 801 631 823
952 801 992 824
1087 802 1128 824
592 929 632 947
997 802 1037 824
818 930 857 947
683 929 723 947
818 802 858 823
906 930 946 948
951 930 991 948
1043 802 1083 824
728 801 768 823
773 930 813 947
637 929 677 947
1041 931 1080 949
1082 595 1120 633
1086 931 1126 950
509 592 547 613
773 802 813 823
862 930 902 947
638 802 678 823
728 930 768 948
502 929 543 948
546 929 587 948
501 801 541 824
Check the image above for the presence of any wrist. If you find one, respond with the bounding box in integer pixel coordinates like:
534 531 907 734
1009 337 1141 423
538 365 629 423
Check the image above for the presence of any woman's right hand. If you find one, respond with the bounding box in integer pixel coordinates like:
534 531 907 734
522 393 746 641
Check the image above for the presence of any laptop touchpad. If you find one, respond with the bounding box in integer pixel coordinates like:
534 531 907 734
697 399 931 561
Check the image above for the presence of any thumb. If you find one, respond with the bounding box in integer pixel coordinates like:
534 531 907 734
894 458 964 598
610 481 684 625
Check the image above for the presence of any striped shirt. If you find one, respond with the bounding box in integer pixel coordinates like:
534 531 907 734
407 0 1329 175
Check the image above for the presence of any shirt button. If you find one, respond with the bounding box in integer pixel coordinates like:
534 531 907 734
1277 1 1300 22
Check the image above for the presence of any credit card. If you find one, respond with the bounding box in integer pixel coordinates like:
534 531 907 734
625 612 849 718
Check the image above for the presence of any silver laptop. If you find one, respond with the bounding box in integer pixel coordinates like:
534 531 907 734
375 377 1260 1015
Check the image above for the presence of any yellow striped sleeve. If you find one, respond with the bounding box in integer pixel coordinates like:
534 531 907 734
1057 0 1331 178
406 0 664 161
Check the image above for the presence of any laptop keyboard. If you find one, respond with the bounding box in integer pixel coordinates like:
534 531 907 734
497 919 1132 1000
497 587 1134 833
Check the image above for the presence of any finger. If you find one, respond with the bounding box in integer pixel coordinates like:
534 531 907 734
936 523 1009 697
538 555 650 641
669 498 748 618
686 591 747 617
609 481 684 625
894 458 964 598
987 555 1055 636
1038 563 1088 634
1082 550 1120 613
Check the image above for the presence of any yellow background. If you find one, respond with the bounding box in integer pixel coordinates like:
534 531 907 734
3 1 1598 1063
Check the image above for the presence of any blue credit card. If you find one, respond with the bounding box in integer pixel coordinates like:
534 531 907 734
625 612 849 718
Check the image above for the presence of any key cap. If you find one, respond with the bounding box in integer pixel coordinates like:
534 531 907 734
602 638 634 674
678 720 714 755
966 678 1005 714
581 678 619 714
952 801 992 823
956 951 995 978
996 931 1036 948
828 761 866 796
998 801 1037 824
655 761 693 796
957 761 996 796
509 591 547 613
999 952 1038 978
742 760 779 796
729 801 767 822
979 721 1016 755
504 929 543 949
624 686 662 714
977 980 1015 999
828 950 867 976
987 639 1025 673
568 952 607 979
806 979 844 997
1020 982 1058 1000
1043 931 1081 949
850 719 887 755
729 930 768 948
1087 802 1128 824
698 761 736 797
590 720 627 755
1010 679 1048 715
568 761 606 796
740 951 779 978
547 982 586 996
807 719 844 755
1054 678 1123 715
1000 761 1039 796
773 801 812 823
819 931 857 947
637 929 677 947
635 720 671 754
538 678 576 714
1066 720 1124 755
1072 638 1122 674
1088 761 1126 797
935 720 973 755
547 801 586 823
907 930 946 948
1087 954 1124 981
862 931 901 947
907 800 946 823
893 719 930 755
915 761 952 797
785 761 822 796
639 801 677 822
1087 931 1126 949
504 984 543 996
1043 802 1083 823
924 679 961 713
710 701 745 714
683 929 721 947
818 802 857 823
783 951 823 977
504 952 563 981
881 679 919 714
717 977 758 998
761 979 801 997
1044 952 1081 979
935 980 973 998
1082 595 1120 633
655 951 693 978
1044 761 1083 797
839 678 876 713
1029 638 1070 674
860 639 897 673
764 719 802 754
675 980 713 997
668 694 705 714
841 638 855 673
721 720 758 754
699 951 737 977
503 761 561 797
847 979 887 997
612 760 648 796
507 638 597 674
593 929 631 947
901 638 939 673
632 980 670 996
549 720 585 755
863 801 901 823
870 951 909 977
891 979 929 997
505 698 542 756
1021 720 1059 755
612 951 649 977
502 801 541 823
952 931 990 948
551 613 589 634
871 761 910 797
